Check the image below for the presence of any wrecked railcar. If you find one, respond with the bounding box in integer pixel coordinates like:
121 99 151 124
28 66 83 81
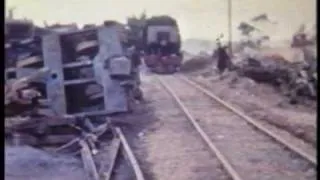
5 24 143 149
5 24 142 117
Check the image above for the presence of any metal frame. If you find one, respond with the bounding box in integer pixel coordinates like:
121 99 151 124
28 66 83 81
41 26 124 115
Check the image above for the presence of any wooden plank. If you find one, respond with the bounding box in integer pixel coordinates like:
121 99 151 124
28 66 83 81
88 92 103 101
53 138 80 153
86 135 99 155
18 67 50 83
7 67 49 86
95 122 110 137
79 139 100 180
63 60 92 69
64 78 95 86
115 127 145 180
100 138 121 180
85 84 103 97
42 33 67 114
76 40 98 53
16 56 42 68
16 68 47 83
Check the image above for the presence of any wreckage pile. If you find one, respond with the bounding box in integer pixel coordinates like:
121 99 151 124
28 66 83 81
5 61 108 152
5 12 141 180
181 14 317 104
5 20 49 131
233 47 317 103
4 19 109 150
5 20 143 173
233 16 317 104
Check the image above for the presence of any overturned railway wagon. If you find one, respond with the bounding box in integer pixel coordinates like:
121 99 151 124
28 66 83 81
142 16 183 74
5 23 140 117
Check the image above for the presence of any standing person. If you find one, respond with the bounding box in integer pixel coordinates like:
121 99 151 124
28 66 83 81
126 45 144 102
215 40 231 75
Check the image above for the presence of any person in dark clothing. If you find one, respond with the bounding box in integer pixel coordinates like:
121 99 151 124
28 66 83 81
124 44 144 102
215 41 230 74
131 50 141 68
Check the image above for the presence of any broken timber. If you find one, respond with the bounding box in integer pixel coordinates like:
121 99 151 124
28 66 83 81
100 138 121 180
79 139 100 180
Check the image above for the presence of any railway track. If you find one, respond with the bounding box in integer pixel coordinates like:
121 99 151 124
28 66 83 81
129 75 233 180
62 124 145 180
157 74 316 180
179 75 316 159
93 126 145 180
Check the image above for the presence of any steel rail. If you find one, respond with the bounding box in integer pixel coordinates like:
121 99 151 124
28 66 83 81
157 76 243 180
115 127 145 180
101 138 121 180
178 75 317 165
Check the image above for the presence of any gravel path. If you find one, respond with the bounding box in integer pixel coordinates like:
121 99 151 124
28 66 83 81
161 75 316 180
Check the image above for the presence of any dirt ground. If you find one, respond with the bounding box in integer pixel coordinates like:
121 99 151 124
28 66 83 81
183 67 316 147
5 145 86 180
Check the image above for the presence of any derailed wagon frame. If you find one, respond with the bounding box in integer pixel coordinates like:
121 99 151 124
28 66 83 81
6 25 139 116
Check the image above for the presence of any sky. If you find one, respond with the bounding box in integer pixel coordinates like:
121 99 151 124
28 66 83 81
5 0 316 41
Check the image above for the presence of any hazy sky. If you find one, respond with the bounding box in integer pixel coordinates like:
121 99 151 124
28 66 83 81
6 0 316 40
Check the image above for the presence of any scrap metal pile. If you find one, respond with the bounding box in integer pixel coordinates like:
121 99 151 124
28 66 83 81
232 21 317 104
183 15 317 105
5 19 142 150
234 49 316 103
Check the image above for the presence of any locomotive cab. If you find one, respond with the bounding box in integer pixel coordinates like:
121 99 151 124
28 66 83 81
142 16 182 73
